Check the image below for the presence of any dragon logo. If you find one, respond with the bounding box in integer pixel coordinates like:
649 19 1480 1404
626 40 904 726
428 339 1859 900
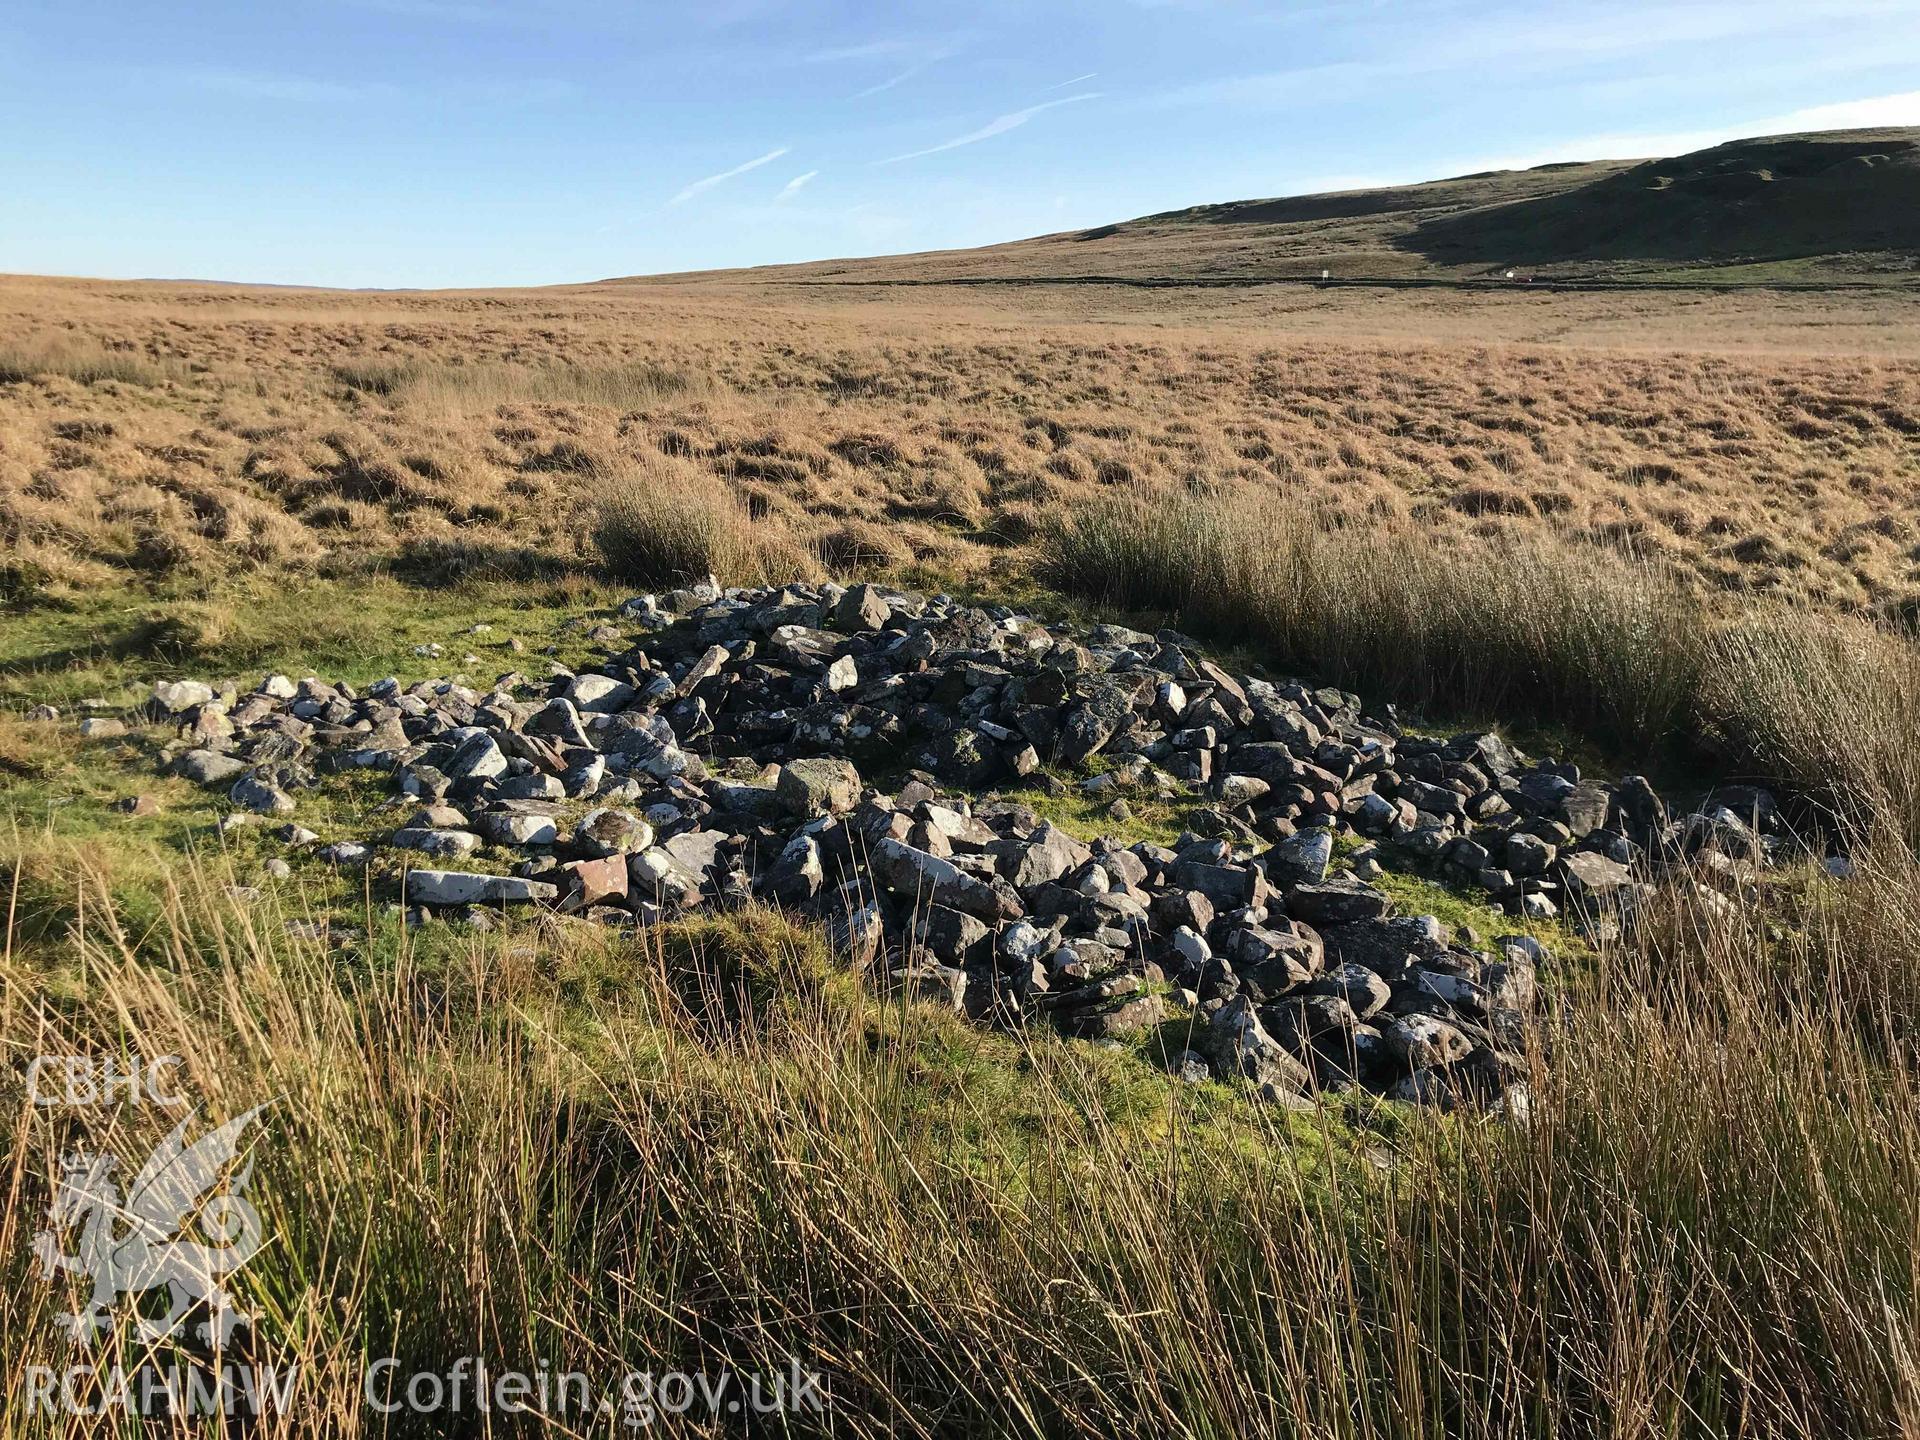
32 1105 270 1347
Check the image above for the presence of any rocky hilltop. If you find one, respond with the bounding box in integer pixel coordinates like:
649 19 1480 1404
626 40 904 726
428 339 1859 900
97 581 1816 1117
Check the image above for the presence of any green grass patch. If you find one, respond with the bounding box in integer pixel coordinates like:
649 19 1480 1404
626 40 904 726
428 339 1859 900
0 572 626 712
1001 766 1207 847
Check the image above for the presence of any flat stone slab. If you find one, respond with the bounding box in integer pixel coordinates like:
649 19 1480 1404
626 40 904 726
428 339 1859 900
405 870 559 906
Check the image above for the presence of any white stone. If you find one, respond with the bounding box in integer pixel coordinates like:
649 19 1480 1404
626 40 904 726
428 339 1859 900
1171 925 1212 968
391 827 481 858
151 679 214 713
405 870 558 906
567 673 637 714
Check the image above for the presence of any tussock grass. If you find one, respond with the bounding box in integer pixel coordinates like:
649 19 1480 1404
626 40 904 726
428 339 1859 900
0 336 187 387
6 847 1920 1436
335 356 703 410
1043 490 1920 842
6 270 1920 1436
590 454 816 589
1703 612 1920 844
1041 490 1703 751
7 274 1920 611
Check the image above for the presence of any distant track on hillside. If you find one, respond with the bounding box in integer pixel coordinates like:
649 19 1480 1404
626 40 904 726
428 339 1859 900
768 273 1915 295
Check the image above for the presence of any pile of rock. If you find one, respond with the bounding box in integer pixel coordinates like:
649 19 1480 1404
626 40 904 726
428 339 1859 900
125 579 1800 1113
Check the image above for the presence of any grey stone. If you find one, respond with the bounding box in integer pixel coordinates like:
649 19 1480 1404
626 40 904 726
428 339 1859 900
391 827 481 858
1167 858 1261 910
566 673 636 714
661 828 729 881
572 808 653 858
1482 960 1537 1010
1059 693 1130 765
1218 774 1270 809
176 749 248 786
1265 829 1332 887
405 870 558 906
1387 1069 1458 1107
629 847 705 906
825 654 859 692
832 584 893 633
992 822 1092 890
1203 995 1314 1097
1063 992 1167 1040
1505 832 1555 876
497 772 566 801
913 906 993 965
1287 877 1389 925
1169 925 1212 969
1518 772 1575 811
1444 732 1518 777
444 730 508 782
151 679 215 714
871 838 1022 923
602 714 696 780
1562 782 1613 837
776 757 862 816
762 833 824 905
525 698 591 747
1305 963 1392 1018
1271 993 1358 1044
1320 915 1448 976
998 920 1055 966
404 803 469 830
1561 851 1634 905
1227 924 1319 996
1383 1015 1473 1069
481 812 560 847
230 774 295 815
1411 968 1488 1011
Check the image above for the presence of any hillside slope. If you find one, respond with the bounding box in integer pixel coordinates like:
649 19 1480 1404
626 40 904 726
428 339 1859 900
1411 129 1920 274
623 128 1920 287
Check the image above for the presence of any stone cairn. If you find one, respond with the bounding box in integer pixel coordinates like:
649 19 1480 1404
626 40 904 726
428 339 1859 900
130 580 1799 1114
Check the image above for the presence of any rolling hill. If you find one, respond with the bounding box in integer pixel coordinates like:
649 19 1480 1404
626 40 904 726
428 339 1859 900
622 127 1920 288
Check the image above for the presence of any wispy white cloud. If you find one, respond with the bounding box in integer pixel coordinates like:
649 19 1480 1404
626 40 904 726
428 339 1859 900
668 146 791 206
1042 71 1097 92
805 39 922 64
775 169 820 201
853 62 934 99
815 36 957 99
878 93 1101 165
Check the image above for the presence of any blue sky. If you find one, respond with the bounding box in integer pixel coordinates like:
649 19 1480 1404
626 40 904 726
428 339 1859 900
4 0 1918 287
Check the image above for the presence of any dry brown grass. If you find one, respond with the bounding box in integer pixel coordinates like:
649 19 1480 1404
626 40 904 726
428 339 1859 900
8 842 1920 1437
1042 488 1920 844
8 267 1920 1437
4 274 1920 619
590 452 818 588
